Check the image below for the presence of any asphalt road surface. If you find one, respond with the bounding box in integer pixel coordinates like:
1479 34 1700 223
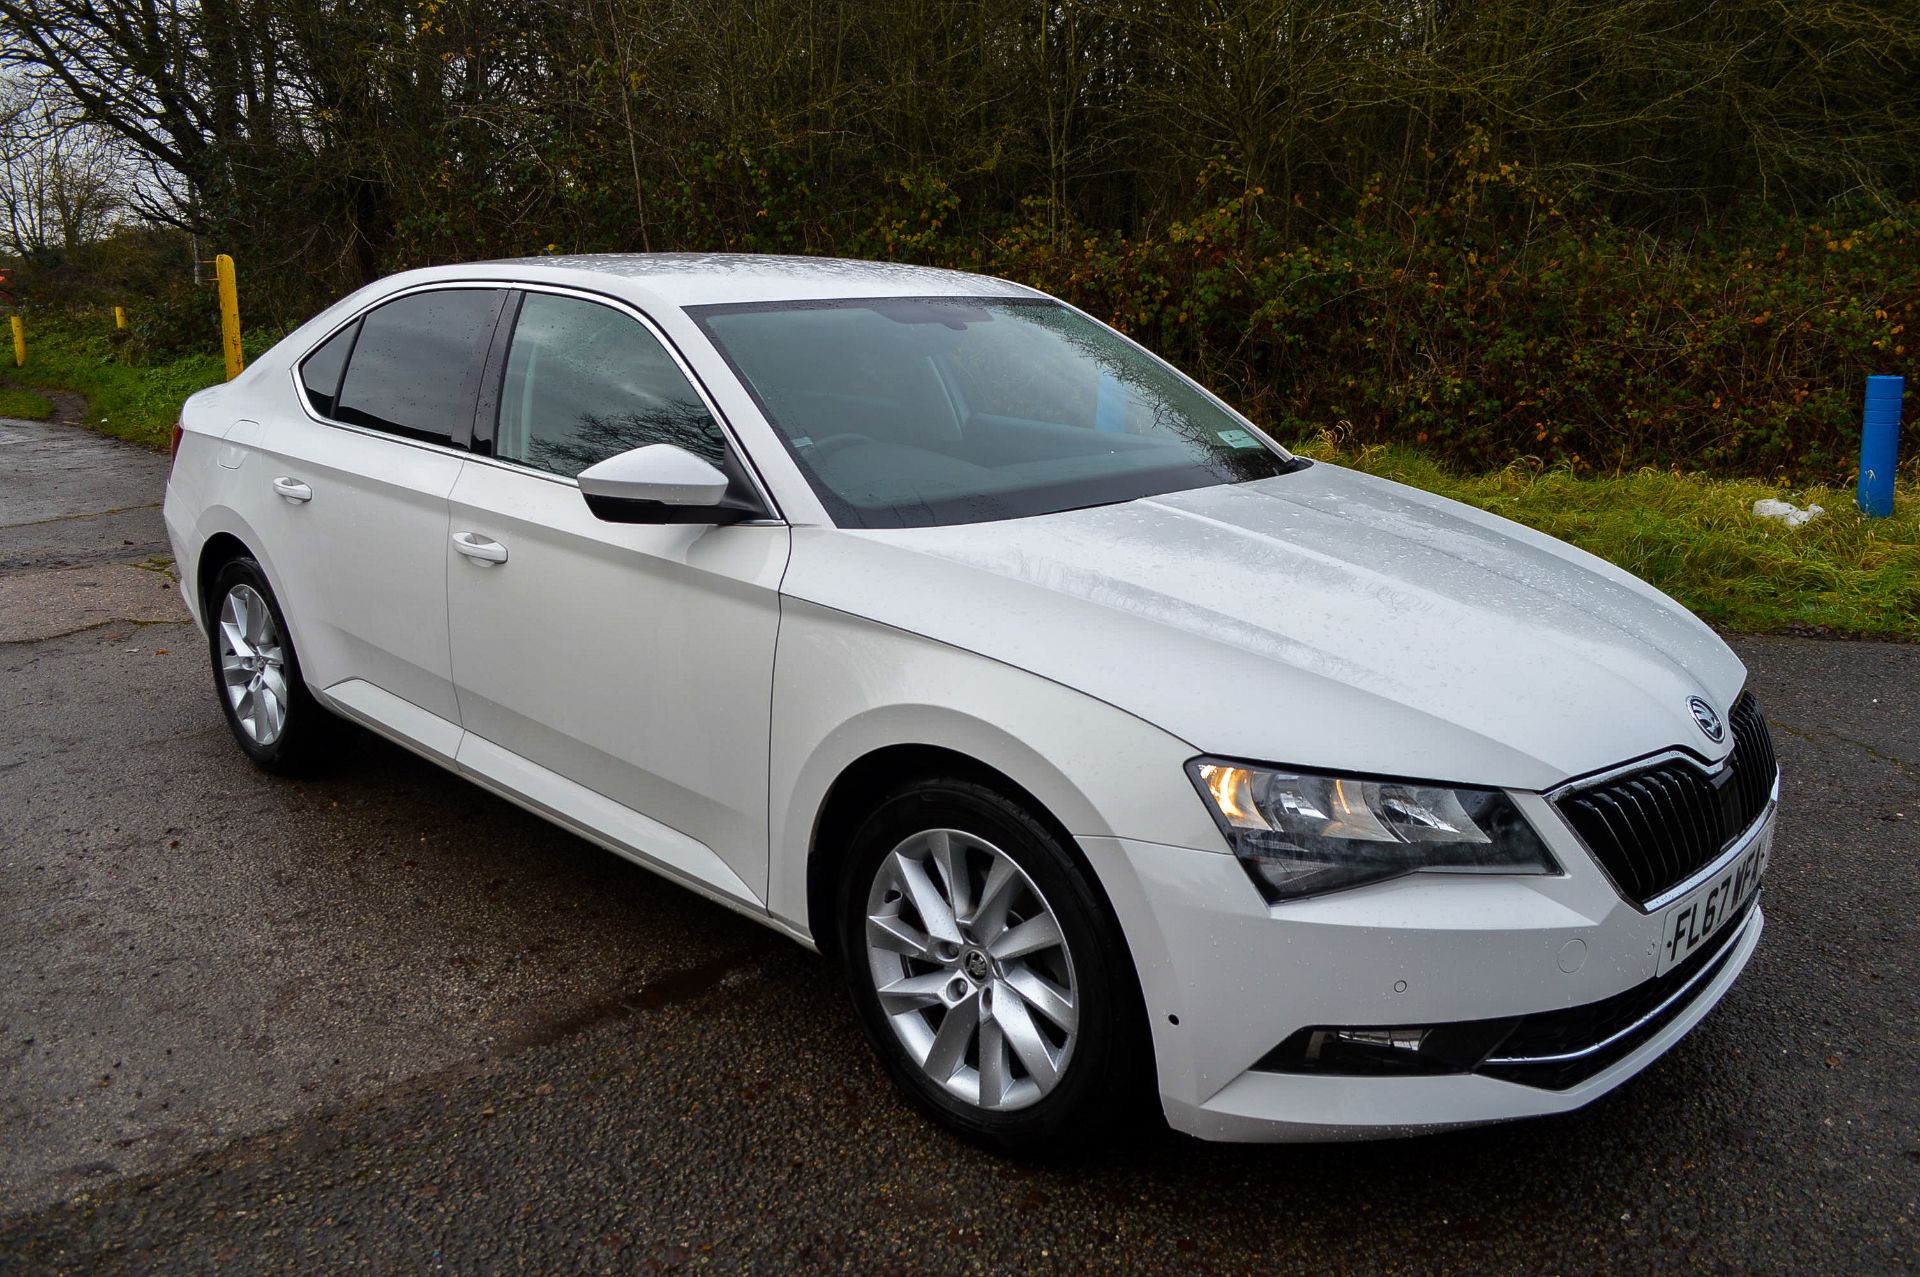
1 415 1915 1274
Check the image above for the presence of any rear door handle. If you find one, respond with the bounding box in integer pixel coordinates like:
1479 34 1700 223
451 531 509 565
271 477 312 503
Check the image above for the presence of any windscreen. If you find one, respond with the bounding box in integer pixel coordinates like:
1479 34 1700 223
692 297 1300 528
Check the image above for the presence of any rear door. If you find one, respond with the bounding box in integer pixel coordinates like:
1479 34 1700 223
252 286 506 754
445 288 789 904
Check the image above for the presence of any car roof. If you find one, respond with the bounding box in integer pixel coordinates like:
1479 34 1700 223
387 253 1045 309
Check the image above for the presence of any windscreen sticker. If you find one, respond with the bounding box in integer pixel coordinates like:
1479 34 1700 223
1217 428 1261 449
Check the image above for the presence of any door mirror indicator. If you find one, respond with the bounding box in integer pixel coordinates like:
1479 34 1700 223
576 444 759 525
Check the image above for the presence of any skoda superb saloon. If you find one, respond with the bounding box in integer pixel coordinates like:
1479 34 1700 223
164 255 1777 1151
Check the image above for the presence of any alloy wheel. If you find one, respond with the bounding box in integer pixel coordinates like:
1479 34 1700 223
864 828 1079 1111
218 583 290 745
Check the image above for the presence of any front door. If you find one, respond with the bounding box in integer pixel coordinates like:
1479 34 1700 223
445 289 789 902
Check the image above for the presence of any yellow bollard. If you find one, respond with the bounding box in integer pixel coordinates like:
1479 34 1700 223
114 306 127 330
9 316 22 367
214 254 243 380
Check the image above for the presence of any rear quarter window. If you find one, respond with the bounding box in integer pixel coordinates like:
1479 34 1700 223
298 321 356 418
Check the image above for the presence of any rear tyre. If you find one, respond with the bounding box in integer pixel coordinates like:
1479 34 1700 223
206 556 346 773
838 774 1150 1156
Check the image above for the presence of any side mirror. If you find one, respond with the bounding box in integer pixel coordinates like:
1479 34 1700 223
577 444 757 525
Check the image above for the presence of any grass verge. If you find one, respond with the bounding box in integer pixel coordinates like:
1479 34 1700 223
6 317 1911 638
0 385 55 420
4 316 229 449
1298 441 1918 639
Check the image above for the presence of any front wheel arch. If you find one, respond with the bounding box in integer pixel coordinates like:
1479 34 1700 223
808 745 1085 961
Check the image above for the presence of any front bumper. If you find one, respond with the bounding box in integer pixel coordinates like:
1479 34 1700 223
1081 795 1771 1142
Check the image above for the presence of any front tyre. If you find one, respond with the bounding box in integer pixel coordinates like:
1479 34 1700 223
206 556 344 772
838 775 1148 1155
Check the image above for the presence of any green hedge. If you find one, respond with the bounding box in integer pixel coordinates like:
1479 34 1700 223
961 172 1917 484
599 141 1919 484
17 147 1920 484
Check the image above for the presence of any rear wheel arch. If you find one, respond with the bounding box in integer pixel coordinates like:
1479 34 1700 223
195 533 318 699
195 531 256 619
202 552 350 771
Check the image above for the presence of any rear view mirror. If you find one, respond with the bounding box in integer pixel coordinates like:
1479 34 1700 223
577 444 758 525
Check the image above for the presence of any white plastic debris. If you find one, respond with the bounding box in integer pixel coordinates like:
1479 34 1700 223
1752 498 1824 528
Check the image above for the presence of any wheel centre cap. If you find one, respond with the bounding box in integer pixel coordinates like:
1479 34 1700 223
962 949 991 981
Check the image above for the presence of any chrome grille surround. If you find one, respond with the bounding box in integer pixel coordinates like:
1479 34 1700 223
1552 693 1778 908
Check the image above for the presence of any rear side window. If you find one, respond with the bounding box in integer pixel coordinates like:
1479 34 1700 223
334 289 505 444
493 292 728 477
298 321 356 417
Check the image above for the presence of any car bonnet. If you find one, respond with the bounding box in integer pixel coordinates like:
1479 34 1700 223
779 462 1746 791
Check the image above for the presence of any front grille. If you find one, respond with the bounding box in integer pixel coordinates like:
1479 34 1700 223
1476 896 1754 1089
1554 693 1777 906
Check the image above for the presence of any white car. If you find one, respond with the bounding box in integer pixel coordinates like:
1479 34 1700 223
164 255 1776 1151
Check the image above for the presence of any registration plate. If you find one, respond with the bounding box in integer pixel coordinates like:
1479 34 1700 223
1656 817 1771 974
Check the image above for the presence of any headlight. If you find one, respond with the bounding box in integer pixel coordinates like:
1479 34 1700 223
1186 759 1558 903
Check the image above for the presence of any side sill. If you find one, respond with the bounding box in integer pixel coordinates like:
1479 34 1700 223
320 678 463 763
454 732 764 914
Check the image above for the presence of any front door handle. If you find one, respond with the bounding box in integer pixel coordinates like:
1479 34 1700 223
271 477 313 503
451 531 509 565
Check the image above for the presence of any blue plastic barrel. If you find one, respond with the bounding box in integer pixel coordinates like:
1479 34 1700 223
1858 375 1902 518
